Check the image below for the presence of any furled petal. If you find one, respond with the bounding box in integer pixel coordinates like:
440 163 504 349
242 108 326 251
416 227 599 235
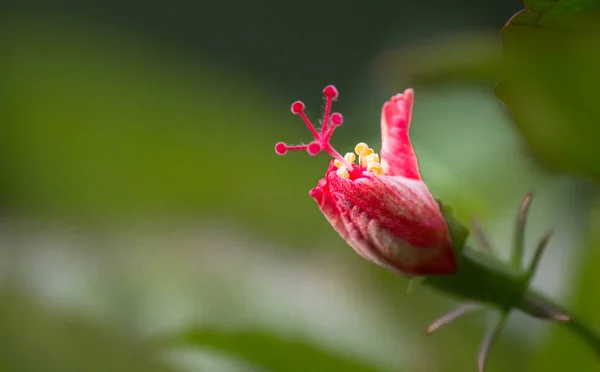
310 163 349 241
310 162 376 263
310 163 456 277
380 89 421 180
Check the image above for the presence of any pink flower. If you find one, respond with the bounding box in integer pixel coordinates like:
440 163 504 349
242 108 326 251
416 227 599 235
275 86 455 277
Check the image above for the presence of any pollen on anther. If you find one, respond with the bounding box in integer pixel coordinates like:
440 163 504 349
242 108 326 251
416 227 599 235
323 85 339 99
307 142 321 156
291 101 305 114
336 166 350 179
355 142 374 156
331 112 343 126
334 152 356 168
354 142 368 155
366 153 380 164
360 153 374 166
275 142 288 155
367 162 384 176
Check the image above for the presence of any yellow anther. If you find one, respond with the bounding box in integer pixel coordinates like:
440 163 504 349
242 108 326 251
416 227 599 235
344 152 356 164
334 159 343 168
367 153 380 164
336 166 350 179
354 142 369 156
367 162 385 176
361 152 379 167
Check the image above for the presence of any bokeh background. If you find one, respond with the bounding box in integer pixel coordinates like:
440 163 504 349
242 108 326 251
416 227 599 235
2 1 600 371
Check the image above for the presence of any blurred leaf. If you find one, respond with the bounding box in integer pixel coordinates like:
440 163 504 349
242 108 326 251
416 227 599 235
372 33 503 88
170 329 384 372
0 18 330 244
496 0 600 180
0 291 175 372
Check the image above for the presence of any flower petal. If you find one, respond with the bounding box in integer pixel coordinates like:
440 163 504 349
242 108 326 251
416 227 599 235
325 172 455 276
309 163 349 241
380 89 421 180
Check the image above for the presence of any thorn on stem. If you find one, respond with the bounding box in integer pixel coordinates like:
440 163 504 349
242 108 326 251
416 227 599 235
478 312 509 372
518 193 533 222
426 303 480 335
520 291 572 322
524 230 554 284
511 192 534 270
552 313 571 322
471 218 495 255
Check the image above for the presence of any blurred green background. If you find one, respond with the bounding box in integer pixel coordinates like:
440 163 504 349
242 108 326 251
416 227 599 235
1 1 600 371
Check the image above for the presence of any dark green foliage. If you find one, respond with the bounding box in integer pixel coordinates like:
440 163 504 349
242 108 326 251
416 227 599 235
497 0 600 180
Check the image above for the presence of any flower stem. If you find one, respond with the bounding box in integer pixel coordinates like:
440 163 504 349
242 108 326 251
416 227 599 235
425 247 600 360
431 196 600 366
525 291 600 357
563 317 600 357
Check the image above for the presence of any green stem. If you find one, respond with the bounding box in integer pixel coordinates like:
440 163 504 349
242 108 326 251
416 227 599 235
423 247 526 309
522 291 600 356
432 199 600 360
564 318 600 357
423 246 600 359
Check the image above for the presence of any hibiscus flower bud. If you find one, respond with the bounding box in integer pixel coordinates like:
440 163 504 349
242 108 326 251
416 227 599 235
275 86 456 277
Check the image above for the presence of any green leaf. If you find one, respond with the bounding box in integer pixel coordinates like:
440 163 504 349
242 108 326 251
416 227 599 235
496 0 600 180
168 329 385 372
